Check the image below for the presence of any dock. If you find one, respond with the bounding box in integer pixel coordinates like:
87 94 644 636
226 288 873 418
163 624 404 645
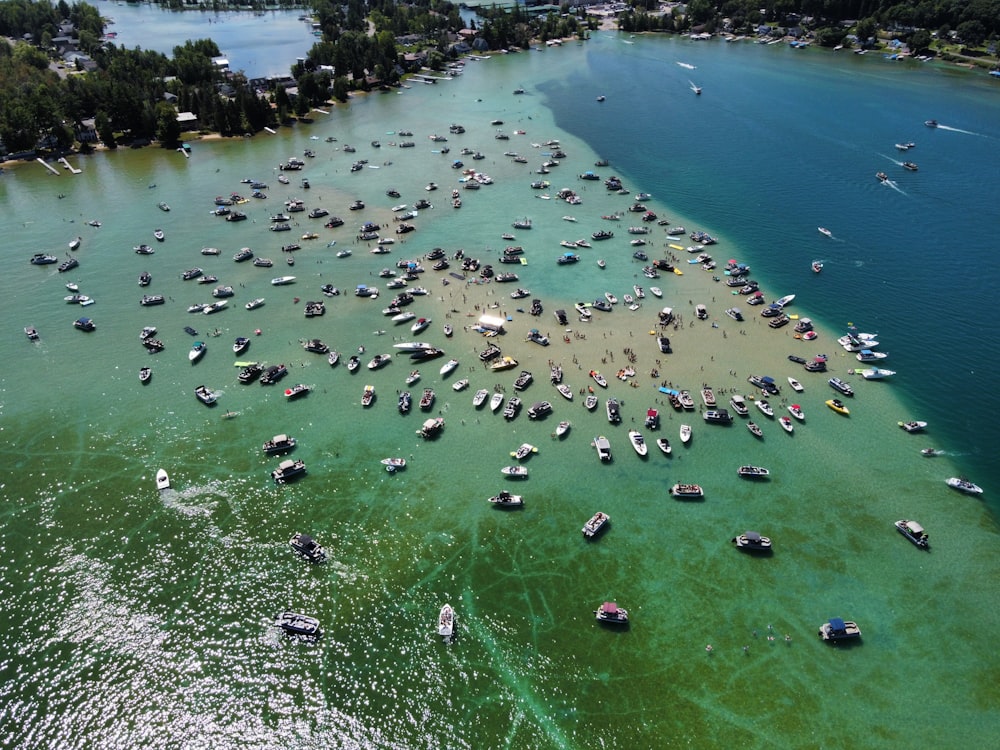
264 127 277 134
36 158 60 176
59 157 81 174
312 108 330 115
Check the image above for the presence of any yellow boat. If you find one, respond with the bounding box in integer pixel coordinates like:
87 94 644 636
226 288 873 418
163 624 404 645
826 398 850 416
669 244 684 251
673 268 684 276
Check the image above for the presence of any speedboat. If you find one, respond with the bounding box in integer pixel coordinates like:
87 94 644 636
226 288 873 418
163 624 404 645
895 520 929 549
747 421 763 438
732 531 772 550
194 385 217 404
368 354 391 370
488 490 524 507
826 399 850 415
452 379 469 392
473 389 489 407
828 377 854 396
670 483 703 499
501 465 528 478
361 385 375 407
756 399 774 417
155 469 170 491
737 465 770 479
589 370 608 388
554 420 571 437
440 359 459 376
189 341 207 362
584 395 598 411
729 395 749 416
594 435 612 462
779 416 794 433
860 367 895 379
438 604 455 637
245 298 265 310
289 532 326 562
627 430 648 456
788 404 805 421
271 276 296 286
946 477 983 495
381 457 407 471
490 392 504 412
818 227 832 237
679 424 692 444
276 611 321 637
411 317 431 333
656 438 671 455
233 337 250 355
582 511 610 538
898 420 927 433
284 384 311 400
787 376 804 392
818 618 861 642
594 601 628 625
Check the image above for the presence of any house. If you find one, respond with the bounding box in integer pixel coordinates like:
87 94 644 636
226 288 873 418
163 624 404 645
176 112 199 129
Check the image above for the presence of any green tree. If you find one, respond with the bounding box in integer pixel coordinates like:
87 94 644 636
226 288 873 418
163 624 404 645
155 101 181 146
94 110 116 148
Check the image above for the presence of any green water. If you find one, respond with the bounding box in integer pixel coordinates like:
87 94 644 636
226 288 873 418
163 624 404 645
2 34 998 748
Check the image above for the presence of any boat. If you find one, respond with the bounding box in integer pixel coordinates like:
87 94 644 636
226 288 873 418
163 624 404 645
925 119 938 128
670 483 703 499
582 511 610 538
703 409 733 424
473 389 489 407
679 424 692 444
194 385 217 404
818 227 832 237
594 601 628 625
276 611 321 637
594 435 612 462
606 398 621 424
812 260 824 273
747 421 763 438
902 161 918 171
189 341 206 362
656 438 671 455
828 377 854 396
860 367 895 380
779 416 794 433
590 370 608 388
155 469 170 491
139 366 152 384
419 388 435 410
503 397 522 420
284 383 311 400
856 349 888 363
411 317 431 333
501 465 528 478
490 356 519 372
895 520 929 549
701 387 717 407
728 395 749 417
440 359 459 376
488 490 524 507
946 477 983 495
232 337 251 356
438 604 455 637
289 532 326 563
153 228 165 242
826 399 850 415
417 417 445 438
728 532 773 558
489 392 505 412
898 420 927 433
271 276 296 286
584 395 599 411
818 618 861 642
263 434 296 455
368 354 391 370
756 399 773 418
627 430 648 456
649 287 662 298
360 384 375 407
25 326 40 341
737 465 770 479
788 377 804 393
788 404 805 421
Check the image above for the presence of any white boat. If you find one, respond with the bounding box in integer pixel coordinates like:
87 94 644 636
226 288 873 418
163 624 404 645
818 227 832 237
392 311 416 324
679 424 692 444
594 435 612 462
788 404 805 420
898 420 927 433
787 376 804 392
511 443 537 461
381 457 407 469
555 383 573 400
589 370 608 388
488 491 524 507
756 399 774 417
555 421 571 438
367 354 391 370
490 392 505 412
656 438 672 455
438 604 455 637
946 477 983 495
452 378 469 391
473 388 489 407
649 287 662 298
411 317 431 333
501 465 528 478
860 367 895 380
627 430 648 456
670 483 703 499
779 416 794 433
774 294 795 308
393 341 433 352
155 469 170 491
189 341 206 362
361 384 375 407
582 511 610 538
271 276 296 285
245 298 265 310
440 359 459 376
856 349 888 362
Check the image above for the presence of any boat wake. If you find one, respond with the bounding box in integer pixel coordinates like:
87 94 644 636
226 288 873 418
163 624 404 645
881 178 906 195
935 124 981 136
676 61 696 69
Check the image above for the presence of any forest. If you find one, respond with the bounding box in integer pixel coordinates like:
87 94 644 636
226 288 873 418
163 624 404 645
1 0 996 156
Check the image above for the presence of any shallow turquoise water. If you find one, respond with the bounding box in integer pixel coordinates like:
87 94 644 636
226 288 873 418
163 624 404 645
1 32 998 749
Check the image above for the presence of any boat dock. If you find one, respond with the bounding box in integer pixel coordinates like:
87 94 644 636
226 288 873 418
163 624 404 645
264 127 277 134
312 108 330 115
59 157 81 174
36 158 60 176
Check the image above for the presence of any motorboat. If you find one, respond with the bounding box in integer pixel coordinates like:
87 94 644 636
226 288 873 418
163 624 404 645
411 317 431 333
680 424 692 444
327 350 340 367
555 383 574 401
732 531 772 552
670 483 703 499
818 618 861 642
260 364 289 385
473 389 489 407
788 404 805 421
289 532 326 562
747 421 763 438
438 604 455 637
489 392 505 412
594 601 628 625
584 395 599 411
488 490 524 508
946 477 983 495
582 511 610 538
490 356 519 372
189 341 207 362
737 465 770 479
357 384 374 407
440 359 459 376
276 611 320 637
233 337 251 355
755 399 773 418
238 364 262 384
656 438 671 455
828 377 854 396
246 298 265 311
779 416 794 433
594 435 612 462
194 385 217 405
628 430 648 456
271 276 296 286
729 395 749 416
263 434 297 455
920 448 942 457
381 458 407 473
856 349 888 363
606 398 621 424
788 377 804 392
860 367 895 380
818 227 832 237
590 370 608 388
527 401 552 420
501 465 528 478
155 469 170 491
417 417 445 438
452 378 469 392
368 354 391 370
503 397 522 420
826 399 850 415
678 391 695 410
895 520 929 549
898 420 927 433
284 383 311 400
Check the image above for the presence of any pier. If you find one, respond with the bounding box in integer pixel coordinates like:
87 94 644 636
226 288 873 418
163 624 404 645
59 157 81 174
36 158 60 176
